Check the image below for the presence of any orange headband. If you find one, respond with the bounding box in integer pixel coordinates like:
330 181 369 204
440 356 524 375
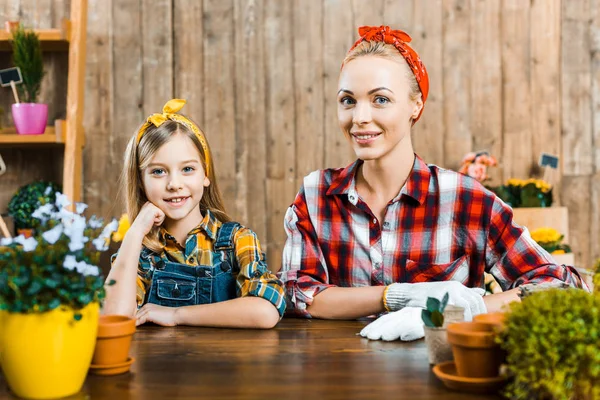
136 99 211 175
348 26 429 122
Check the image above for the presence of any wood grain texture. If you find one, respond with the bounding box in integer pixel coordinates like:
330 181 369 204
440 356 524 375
470 0 502 185
442 0 471 170
323 0 354 170
501 0 532 181
0 320 500 399
561 0 593 176
412 0 444 166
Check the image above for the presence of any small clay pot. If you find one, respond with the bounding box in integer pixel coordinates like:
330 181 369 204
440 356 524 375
92 315 136 366
447 322 504 378
473 312 506 331
16 228 34 238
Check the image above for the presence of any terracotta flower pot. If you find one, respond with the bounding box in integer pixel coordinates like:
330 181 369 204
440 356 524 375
92 315 136 366
473 312 506 330
16 228 34 238
447 322 504 378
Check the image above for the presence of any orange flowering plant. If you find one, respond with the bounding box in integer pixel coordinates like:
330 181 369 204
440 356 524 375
458 152 497 183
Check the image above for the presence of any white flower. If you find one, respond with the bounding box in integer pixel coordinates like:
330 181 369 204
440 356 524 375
13 235 38 252
42 224 63 244
75 202 88 214
31 203 54 223
76 261 100 276
44 186 53 196
88 216 103 229
1 237 13 246
63 255 77 271
55 192 71 209
92 219 118 251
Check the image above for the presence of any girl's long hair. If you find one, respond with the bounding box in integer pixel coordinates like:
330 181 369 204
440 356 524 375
122 119 230 253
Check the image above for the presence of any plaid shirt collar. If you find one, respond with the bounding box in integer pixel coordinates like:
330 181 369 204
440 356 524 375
325 154 431 205
158 209 220 246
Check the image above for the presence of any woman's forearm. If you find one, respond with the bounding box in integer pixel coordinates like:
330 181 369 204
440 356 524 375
482 287 520 313
307 286 386 320
174 296 281 329
103 231 145 317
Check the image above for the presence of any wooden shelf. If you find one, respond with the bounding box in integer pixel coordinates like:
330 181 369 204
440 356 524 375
0 20 70 52
0 120 65 145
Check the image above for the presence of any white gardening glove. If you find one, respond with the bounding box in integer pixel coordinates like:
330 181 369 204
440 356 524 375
359 307 424 341
384 281 486 321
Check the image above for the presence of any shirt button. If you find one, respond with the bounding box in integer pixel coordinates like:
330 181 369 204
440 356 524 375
372 218 377 224
349 195 356 201
188 257 195 264
383 222 390 228
374 262 381 268
252 270 262 278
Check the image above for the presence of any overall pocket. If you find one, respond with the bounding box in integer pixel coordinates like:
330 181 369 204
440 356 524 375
149 272 197 307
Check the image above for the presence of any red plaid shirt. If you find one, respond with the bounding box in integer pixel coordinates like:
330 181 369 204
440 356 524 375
278 155 585 317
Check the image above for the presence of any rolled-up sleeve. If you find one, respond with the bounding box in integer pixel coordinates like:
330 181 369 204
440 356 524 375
235 228 287 317
485 197 588 291
110 251 154 307
278 187 336 317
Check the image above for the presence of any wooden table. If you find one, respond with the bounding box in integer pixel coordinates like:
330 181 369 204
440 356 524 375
1 319 501 399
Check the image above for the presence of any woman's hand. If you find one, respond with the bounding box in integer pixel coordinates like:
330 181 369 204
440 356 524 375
135 303 179 326
128 202 165 240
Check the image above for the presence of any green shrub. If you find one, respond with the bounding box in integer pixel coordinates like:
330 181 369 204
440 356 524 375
8 181 61 230
11 26 45 103
499 289 600 399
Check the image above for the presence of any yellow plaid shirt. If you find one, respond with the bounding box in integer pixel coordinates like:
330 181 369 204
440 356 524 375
131 210 286 316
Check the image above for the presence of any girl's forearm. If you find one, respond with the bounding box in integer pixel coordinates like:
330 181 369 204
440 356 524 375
103 231 145 317
307 286 386 320
174 296 280 329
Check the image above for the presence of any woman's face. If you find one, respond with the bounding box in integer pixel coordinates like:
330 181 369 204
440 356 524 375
337 55 422 162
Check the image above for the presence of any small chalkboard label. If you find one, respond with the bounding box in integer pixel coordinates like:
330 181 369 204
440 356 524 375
539 153 559 169
0 67 22 87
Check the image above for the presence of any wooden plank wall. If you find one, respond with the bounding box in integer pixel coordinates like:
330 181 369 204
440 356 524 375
1 0 599 270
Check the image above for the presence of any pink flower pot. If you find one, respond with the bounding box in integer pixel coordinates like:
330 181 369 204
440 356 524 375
11 103 48 135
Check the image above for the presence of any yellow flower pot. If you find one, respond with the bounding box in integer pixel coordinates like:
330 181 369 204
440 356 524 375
0 302 99 399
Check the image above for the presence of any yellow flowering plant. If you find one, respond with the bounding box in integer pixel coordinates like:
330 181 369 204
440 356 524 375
488 178 553 208
530 227 572 255
112 214 130 243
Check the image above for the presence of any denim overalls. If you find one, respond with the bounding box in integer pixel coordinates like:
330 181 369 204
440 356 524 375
140 222 240 307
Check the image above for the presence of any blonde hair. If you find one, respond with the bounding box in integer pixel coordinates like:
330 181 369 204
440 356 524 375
343 41 422 104
122 119 230 253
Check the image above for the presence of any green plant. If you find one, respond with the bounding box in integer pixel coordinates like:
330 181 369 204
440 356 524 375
0 192 117 319
421 292 449 327
488 178 553 208
498 288 600 399
594 259 600 296
11 26 45 103
8 181 61 230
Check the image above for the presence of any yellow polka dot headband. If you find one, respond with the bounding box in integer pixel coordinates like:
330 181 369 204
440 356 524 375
136 99 211 175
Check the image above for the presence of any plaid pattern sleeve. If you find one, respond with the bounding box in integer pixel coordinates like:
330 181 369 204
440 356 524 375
278 154 587 317
484 195 587 290
234 227 287 317
110 251 154 307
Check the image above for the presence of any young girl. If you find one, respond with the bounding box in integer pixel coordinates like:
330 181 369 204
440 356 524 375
104 99 285 328
279 26 587 341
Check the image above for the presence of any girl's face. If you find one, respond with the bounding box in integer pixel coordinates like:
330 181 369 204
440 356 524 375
337 55 422 162
142 133 210 230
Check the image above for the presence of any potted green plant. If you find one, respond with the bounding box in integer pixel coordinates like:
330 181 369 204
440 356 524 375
498 288 600 399
421 293 465 365
0 192 118 399
10 25 47 135
8 181 60 236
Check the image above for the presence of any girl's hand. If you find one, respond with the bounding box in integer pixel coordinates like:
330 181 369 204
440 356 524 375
135 303 179 326
129 202 165 239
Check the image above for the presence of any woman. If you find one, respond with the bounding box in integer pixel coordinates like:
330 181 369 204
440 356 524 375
278 26 586 341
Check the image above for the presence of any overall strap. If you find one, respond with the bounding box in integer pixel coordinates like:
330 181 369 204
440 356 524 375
214 221 241 251
214 222 241 264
